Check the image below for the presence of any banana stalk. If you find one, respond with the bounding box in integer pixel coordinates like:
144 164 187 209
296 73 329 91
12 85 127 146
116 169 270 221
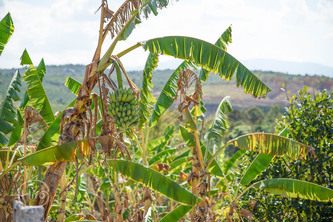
34 0 107 218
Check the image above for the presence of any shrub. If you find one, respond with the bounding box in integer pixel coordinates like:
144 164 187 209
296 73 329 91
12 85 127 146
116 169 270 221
253 86 333 221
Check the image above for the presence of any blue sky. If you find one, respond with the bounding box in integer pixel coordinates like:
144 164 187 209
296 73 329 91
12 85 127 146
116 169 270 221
0 0 332 70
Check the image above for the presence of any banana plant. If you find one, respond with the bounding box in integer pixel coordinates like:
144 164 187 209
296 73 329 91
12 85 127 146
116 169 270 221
4 0 328 221
30 0 272 218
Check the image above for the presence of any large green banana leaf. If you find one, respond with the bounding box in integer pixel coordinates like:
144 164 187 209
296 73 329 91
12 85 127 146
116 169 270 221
141 36 271 98
0 70 21 146
0 13 14 56
199 25 232 82
207 132 314 174
239 128 288 185
21 136 200 205
223 149 246 174
20 50 54 125
147 126 174 152
36 76 81 151
160 205 193 222
149 61 194 127
65 76 82 95
148 148 177 165
207 96 232 140
36 99 75 151
7 110 23 146
19 59 46 109
20 139 89 165
253 178 333 202
109 159 200 206
229 133 313 160
139 53 158 127
241 153 274 186
7 61 44 147
169 156 191 170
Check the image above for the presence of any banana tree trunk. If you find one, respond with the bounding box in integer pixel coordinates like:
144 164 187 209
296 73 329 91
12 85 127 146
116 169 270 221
34 61 99 220
34 161 67 218
191 146 200 222
34 1 111 220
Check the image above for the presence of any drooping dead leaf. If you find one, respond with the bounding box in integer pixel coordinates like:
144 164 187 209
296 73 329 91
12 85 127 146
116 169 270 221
154 163 170 172
179 171 188 180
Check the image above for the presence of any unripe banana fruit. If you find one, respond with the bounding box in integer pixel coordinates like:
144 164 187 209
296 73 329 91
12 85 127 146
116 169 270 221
109 88 139 130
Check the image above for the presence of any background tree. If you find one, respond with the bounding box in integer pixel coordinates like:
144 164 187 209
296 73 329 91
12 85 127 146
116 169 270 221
253 86 333 221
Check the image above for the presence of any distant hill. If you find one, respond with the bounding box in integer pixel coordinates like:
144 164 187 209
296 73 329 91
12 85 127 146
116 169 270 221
242 59 333 78
0 64 332 113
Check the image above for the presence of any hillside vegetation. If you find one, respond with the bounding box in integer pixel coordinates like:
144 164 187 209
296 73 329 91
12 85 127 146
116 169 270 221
1 64 331 112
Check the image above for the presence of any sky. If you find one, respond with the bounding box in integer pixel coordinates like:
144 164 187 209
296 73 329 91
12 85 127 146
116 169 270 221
0 0 332 71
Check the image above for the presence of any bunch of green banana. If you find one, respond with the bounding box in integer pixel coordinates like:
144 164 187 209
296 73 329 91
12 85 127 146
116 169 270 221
109 88 139 130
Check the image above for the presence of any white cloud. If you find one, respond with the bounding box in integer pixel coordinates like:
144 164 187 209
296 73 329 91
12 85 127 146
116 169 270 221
0 0 332 70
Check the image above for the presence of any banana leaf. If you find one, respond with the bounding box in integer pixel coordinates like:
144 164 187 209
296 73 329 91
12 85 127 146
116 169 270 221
199 25 232 82
223 149 246 174
20 140 89 166
65 76 82 96
0 13 14 56
109 159 200 206
142 36 271 98
37 76 81 150
20 50 54 125
139 53 158 127
7 110 23 146
253 178 333 202
149 61 194 127
148 148 177 165
160 205 193 222
241 153 274 186
147 126 174 152
0 70 21 146
239 128 288 185
207 96 232 140
229 133 314 160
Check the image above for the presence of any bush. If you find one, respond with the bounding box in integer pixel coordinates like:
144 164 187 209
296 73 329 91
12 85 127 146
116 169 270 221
253 86 333 221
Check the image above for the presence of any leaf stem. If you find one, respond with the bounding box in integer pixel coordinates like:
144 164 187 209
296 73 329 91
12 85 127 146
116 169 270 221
235 184 254 203
117 43 142 58
206 142 230 170
114 62 123 89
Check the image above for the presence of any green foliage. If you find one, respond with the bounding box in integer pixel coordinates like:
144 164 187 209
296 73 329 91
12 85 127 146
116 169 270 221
0 13 14 56
207 96 232 140
109 159 200 206
3 3 332 221
245 107 265 125
160 205 193 222
139 53 158 127
199 25 232 82
0 70 22 146
253 87 333 221
253 178 333 202
142 36 271 98
20 50 54 125
149 61 194 127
